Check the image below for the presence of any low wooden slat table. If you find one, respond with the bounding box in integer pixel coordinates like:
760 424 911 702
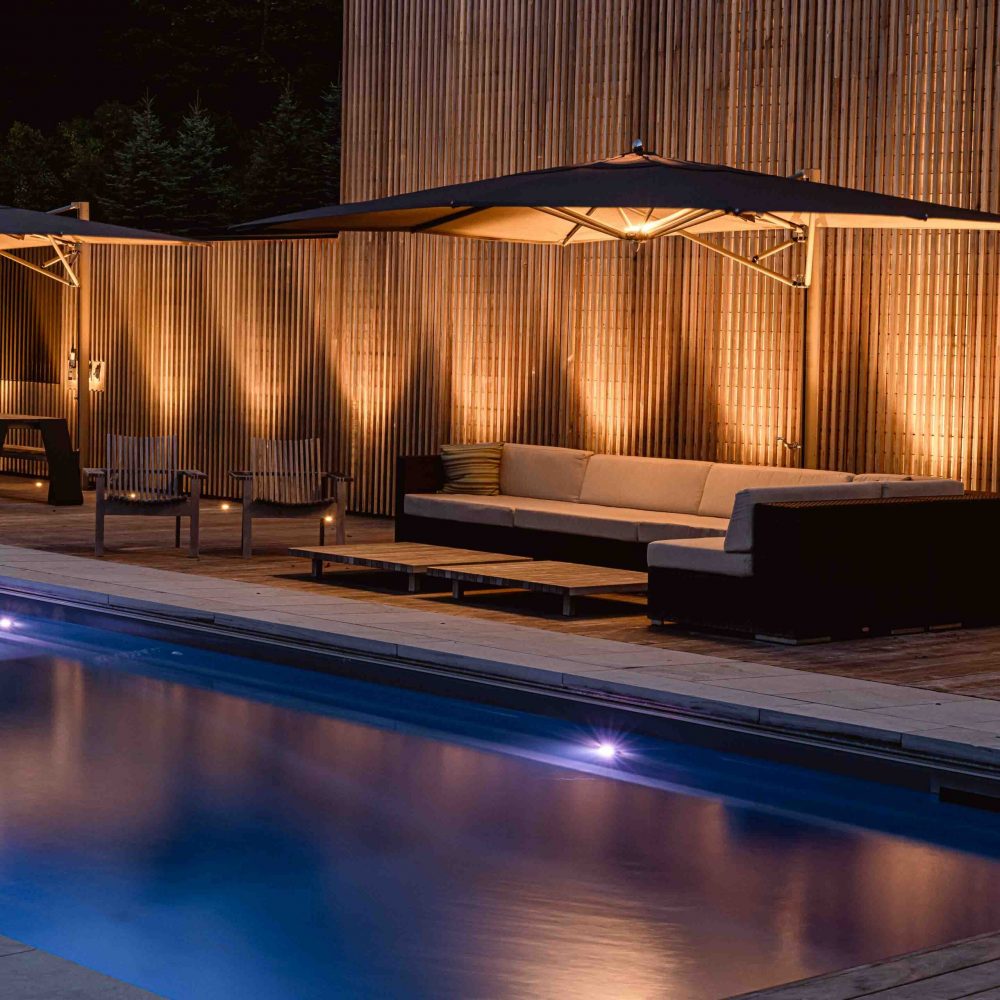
288 542 532 592
427 559 648 616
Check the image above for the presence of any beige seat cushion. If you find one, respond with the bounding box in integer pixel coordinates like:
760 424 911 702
500 443 593 502
698 463 854 518
513 500 641 541
637 511 730 543
724 482 881 553
647 537 752 577
881 479 964 498
404 493 514 527
579 455 713 513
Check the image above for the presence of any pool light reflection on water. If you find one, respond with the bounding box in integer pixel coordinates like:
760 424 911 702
0 618 998 999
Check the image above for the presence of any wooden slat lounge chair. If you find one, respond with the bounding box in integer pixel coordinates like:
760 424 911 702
85 435 205 557
230 438 351 558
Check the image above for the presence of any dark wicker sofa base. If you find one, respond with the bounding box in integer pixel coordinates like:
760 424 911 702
649 493 1000 642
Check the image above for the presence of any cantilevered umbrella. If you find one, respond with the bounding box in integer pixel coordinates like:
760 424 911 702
0 205 201 287
233 142 1000 288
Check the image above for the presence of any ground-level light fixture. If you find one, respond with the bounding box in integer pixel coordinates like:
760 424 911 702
34 481 43 488
221 503 231 511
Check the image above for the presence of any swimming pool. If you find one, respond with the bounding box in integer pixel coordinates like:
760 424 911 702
0 615 998 999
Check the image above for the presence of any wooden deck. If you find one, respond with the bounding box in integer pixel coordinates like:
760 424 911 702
734 930 1000 999
3 476 1000 700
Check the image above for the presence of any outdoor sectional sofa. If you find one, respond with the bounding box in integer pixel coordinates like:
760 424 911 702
396 444 998 641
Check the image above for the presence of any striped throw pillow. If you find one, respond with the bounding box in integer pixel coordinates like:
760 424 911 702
440 442 503 495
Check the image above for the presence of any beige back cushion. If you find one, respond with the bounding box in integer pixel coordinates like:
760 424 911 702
698 463 854 518
439 442 503 495
500 443 594 502
881 479 964 498
725 482 881 552
579 455 713 513
853 473 912 482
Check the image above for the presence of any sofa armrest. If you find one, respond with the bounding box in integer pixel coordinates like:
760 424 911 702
395 454 444 515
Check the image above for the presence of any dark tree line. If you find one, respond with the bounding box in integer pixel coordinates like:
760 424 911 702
2 0 343 232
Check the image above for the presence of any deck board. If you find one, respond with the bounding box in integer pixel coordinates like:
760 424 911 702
3 477 1000 699
732 931 1000 999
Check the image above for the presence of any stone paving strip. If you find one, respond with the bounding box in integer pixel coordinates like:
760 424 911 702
0 933 158 998
0 544 998 770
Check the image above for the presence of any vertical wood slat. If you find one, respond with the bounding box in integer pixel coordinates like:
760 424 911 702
2 0 1000 514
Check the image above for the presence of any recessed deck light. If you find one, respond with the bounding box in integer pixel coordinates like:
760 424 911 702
221 503 231 511
34 481 43 488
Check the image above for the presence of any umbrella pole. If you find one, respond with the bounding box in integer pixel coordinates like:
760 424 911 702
72 201 92 485
801 236 822 469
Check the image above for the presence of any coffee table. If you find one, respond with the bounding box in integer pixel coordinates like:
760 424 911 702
288 541 532 591
426 559 648 616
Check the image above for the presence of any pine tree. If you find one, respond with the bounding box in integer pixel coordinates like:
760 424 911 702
242 84 333 218
102 97 179 228
0 123 62 209
319 82 341 204
173 100 234 231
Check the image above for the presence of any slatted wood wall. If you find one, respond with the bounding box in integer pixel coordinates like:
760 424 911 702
2 0 999 513
340 0 1000 511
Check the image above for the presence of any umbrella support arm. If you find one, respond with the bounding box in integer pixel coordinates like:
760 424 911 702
676 227 814 288
0 237 81 287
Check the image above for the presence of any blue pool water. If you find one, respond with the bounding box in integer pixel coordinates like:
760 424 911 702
0 618 998 999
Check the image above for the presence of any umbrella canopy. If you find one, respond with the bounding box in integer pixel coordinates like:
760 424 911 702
233 145 1000 287
235 147 1000 240
0 205 202 286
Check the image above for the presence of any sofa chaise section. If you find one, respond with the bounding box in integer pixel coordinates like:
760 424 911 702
648 484 995 642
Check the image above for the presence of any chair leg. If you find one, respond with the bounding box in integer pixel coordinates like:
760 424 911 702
188 480 201 558
241 511 252 559
319 518 325 546
175 517 181 548
94 489 105 557
334 478 348 545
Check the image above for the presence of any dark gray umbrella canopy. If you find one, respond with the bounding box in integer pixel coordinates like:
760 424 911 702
0 205 200 250
234 150 1000 245
0 205 203 286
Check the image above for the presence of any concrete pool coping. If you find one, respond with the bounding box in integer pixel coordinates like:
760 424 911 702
0 933 159 998
0 544 998 782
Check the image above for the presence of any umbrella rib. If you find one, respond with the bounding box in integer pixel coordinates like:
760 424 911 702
45 236 81 287
535 206 629 240
410 206 489 232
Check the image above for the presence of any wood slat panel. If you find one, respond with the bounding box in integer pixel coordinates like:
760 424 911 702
2 0 999 513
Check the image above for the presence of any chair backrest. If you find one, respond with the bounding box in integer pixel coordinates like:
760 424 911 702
251 438 323 503
106 435 180 501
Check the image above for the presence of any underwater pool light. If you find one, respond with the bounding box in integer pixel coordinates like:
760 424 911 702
593 741 619 760
0 617 13 630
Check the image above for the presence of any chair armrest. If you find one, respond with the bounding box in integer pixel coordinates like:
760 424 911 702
322 471 354 482
229 471 253 480
83 468 107 482
179 469 207 479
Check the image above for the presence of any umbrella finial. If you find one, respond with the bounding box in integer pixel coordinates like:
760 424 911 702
631 138 645 155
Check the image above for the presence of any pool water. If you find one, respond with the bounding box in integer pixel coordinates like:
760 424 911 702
0 618 998 999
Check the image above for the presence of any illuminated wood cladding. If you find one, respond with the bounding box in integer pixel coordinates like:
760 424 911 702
340 0 1000 510
2 0 1000 513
